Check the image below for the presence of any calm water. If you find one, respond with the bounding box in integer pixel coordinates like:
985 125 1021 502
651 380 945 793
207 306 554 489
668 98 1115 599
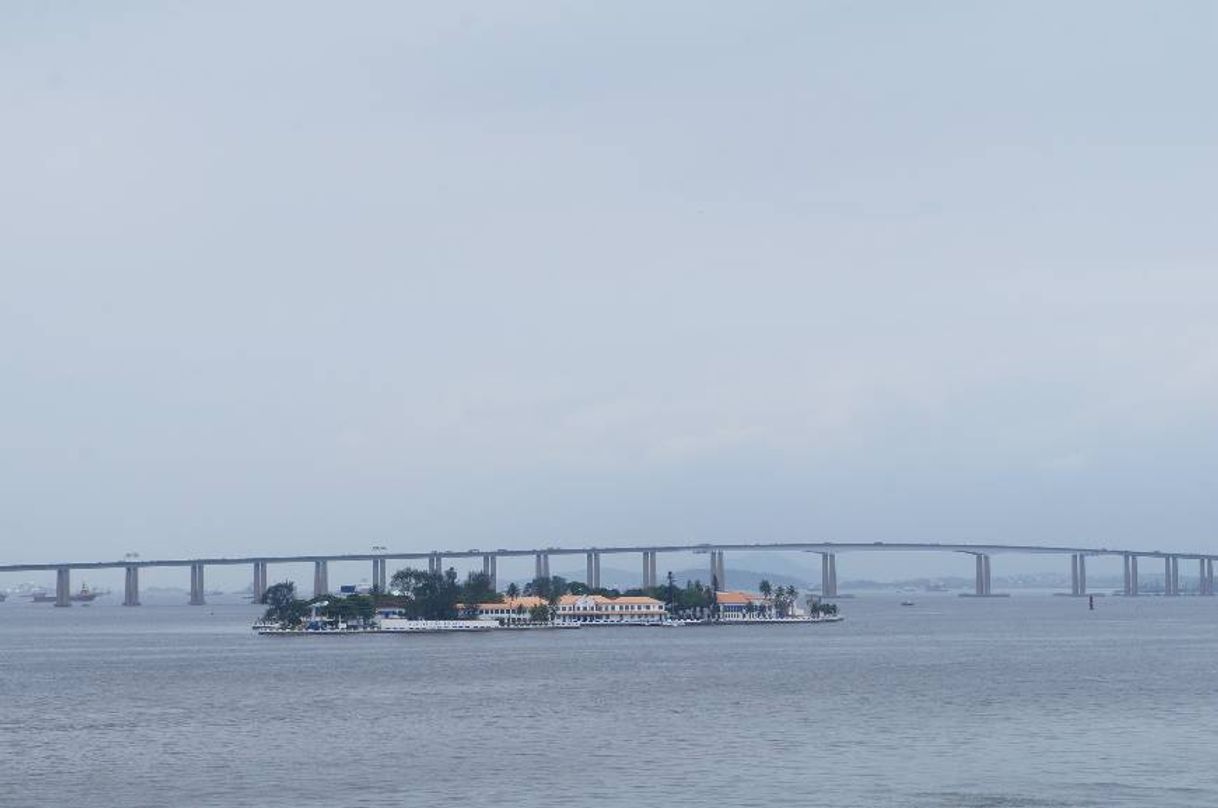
2 593 1216 807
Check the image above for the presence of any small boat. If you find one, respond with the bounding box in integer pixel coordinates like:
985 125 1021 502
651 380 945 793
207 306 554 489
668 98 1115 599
72 583 108 602
900 600 916 607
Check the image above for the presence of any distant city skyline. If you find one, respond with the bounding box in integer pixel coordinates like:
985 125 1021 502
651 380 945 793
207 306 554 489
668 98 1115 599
3 2 1216 571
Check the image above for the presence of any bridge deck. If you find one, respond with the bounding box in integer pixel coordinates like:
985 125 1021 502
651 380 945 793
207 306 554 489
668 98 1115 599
0 541 1209 573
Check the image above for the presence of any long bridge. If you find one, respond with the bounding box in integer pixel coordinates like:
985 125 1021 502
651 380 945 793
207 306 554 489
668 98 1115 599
1 541 1214 606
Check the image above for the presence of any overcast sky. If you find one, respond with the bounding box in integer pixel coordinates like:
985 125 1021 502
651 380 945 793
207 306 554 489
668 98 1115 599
2 2 1216 571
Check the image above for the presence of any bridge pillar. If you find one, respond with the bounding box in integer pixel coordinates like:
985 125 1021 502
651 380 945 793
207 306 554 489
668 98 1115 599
973 554 992 596
820 553 837 598
428 553 443 575
1164 557 1177 596
586 552 596 588
55 566 71 607
641 551 658 588
313 561 329 598
1071 554 1080 596
482 554 497 591
370 558 386 594
1123 554 1132 596
123 565 140 606
1078 555 1086 595
252 561 268 602
1204 558 1214 596
534 552 550 580
708 551 725 591
189 563 205 605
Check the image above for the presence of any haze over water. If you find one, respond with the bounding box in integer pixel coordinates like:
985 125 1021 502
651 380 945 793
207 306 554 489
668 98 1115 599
3 594 1215 807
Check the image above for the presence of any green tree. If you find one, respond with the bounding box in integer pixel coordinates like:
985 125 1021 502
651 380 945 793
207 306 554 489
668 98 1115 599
461 571 501 608
759 579 773 599
505 582 520 599
387 566 462 620
262 581 295 609
261 581 308 626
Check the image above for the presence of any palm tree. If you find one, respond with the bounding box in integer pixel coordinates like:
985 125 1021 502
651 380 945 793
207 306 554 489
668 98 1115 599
759 579 773 599
506 582 520 599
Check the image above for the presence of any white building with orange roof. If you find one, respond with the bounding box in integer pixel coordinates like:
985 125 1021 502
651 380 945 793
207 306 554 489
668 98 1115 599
471 596 548 623
714 590 761 619
554 593 666 624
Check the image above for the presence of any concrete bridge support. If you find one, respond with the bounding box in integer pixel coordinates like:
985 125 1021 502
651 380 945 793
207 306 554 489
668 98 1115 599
973 554 992 596
1164 556 1179 596
189 563 206 605
641 551 658 588
709 551 726 591
584 551 601 590
252 561 268 603
1123 554 1134 596
534 552 550 580
1070 554 1087 596
123 566 140 606
1202 558 1214 596
371 558 387 593
428 553 443 575
1129 555 1139 596
312 560 329 598
820 553 837 598
481 554 497 591
55 566 71 607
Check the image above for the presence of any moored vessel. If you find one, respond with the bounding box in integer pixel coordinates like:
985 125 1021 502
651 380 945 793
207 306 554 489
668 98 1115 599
29 583 109 603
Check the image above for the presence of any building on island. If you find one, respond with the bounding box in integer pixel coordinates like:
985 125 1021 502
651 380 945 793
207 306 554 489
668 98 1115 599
471 596 548 622
469 593 667 624
714 591 805 620
555 594 666 623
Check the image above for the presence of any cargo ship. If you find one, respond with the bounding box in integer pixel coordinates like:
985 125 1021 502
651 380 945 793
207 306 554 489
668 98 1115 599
30 583 108 603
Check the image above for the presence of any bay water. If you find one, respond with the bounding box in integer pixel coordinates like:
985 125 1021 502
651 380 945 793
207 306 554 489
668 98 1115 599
2 593 1215 807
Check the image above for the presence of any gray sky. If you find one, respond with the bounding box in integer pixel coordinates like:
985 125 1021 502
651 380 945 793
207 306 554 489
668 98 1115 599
2 1 1216 570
